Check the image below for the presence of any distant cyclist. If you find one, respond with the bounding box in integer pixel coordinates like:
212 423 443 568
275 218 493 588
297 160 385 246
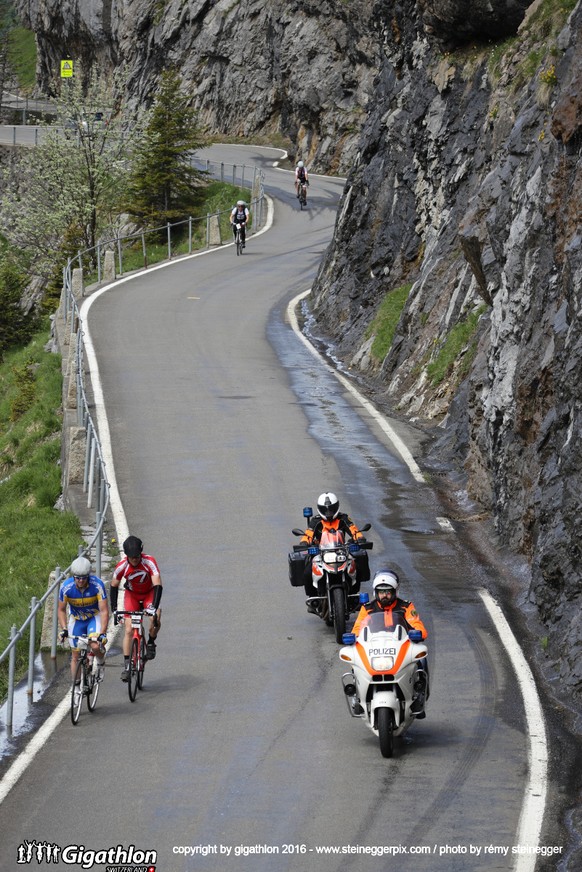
295 161 309 200
58 556 109 684
230 200 250 249
110 535 163 681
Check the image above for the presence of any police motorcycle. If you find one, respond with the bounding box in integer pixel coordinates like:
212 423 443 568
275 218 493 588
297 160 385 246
339 602 428 757
289 507 373 643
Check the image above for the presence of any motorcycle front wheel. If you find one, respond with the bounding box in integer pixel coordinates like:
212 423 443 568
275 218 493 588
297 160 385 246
332 587 346 643
377 707 395 758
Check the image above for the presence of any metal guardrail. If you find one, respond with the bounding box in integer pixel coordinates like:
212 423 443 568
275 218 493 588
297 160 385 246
0 158 265 729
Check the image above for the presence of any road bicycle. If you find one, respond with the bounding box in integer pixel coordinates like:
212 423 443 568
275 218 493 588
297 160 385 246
234 223 244 256
70 635 103 725
115 608 149 702
298 181 308 210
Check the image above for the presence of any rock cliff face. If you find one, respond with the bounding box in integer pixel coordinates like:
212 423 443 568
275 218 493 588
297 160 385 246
16 0 582 697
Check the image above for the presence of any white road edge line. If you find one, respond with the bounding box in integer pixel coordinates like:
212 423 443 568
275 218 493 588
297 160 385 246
287 289 548 869
287 289 425 483
0 195 277 805
479 589 548 872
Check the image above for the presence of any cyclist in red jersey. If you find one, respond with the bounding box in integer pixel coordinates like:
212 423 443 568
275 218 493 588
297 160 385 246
110 535 163 681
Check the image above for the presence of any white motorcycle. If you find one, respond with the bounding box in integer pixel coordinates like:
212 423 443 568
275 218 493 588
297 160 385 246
339 605 429 757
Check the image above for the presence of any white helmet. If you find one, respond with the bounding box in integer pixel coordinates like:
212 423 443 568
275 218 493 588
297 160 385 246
297 160 304 168
71 556 91 578
317 492 339 520
236 199 246 207
373 569 399 595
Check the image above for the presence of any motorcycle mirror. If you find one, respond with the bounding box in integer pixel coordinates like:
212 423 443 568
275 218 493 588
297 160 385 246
342 633 356 645
408 630 423 642
291 528 305 536
359 592 370 604
303 506 313 518
360 523 371 532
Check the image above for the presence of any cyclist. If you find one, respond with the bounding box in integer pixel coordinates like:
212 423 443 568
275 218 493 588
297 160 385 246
110 535 163 681
58 556 109 684
230 200 250 249
294 160 309 200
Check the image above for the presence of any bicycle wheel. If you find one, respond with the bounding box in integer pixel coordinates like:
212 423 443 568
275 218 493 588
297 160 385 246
137 636 146 690
87 662 100 711
128 638 139 702
236 230 242 256
71 659 84 725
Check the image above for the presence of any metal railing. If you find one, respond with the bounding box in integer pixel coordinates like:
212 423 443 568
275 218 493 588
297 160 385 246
0 158 265 729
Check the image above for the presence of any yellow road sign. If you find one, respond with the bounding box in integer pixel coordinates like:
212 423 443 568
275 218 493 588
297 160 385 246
61 60 74 78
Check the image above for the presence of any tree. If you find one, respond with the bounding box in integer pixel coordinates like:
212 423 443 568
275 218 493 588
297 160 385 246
0 68 140 276
0 257 35 362
125 69 206 228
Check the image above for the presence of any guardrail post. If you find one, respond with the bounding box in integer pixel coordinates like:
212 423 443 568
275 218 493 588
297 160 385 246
51 567 61 659
167 223 172 259
97 242 102 283
95 511 102 576
189 217 192 253
28 598 37 696
83 422 92 492
117 238 123 276
87 434 96 508
7 626 17 727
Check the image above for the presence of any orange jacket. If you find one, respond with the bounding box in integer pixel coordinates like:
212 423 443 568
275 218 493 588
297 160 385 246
300 515 363 546
351 598 427 639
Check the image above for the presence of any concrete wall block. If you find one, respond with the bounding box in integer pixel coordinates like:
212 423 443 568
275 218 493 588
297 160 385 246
209 214 221 246
67 425 87 485
104 249 116 281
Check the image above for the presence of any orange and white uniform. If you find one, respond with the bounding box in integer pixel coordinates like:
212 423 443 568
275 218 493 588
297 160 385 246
300 515 363 546
352 598 427 639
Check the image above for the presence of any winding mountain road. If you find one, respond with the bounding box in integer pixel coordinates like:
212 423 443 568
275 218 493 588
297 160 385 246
0 145 564 872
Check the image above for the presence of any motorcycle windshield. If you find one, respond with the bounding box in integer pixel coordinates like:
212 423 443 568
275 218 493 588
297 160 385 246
319 528 345 548
361 612 409 640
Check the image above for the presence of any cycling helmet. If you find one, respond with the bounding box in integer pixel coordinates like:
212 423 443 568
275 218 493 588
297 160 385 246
373 569 400 597
297 161 304 168
236 200 246 207
123 535 143 558
317 492 340 521
71 556 91 578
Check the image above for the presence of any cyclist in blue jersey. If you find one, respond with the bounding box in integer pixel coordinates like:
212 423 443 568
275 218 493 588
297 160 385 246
58 557 109 683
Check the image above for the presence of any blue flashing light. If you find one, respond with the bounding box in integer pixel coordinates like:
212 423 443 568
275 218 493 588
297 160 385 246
408 630 423 642
342 633 356 645
303 506 313 518
308 547 318 555
359 592 370 604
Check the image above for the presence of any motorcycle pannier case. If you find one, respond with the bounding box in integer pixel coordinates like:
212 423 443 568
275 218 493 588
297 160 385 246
288 550 310 587
353 548 371 583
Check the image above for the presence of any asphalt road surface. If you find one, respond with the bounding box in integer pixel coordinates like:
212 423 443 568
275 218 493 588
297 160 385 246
0 145 571 872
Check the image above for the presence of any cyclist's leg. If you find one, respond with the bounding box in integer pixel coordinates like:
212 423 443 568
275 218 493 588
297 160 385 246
68 617 86 681
143 591 161 659
119 591 138 679
86 615 105 679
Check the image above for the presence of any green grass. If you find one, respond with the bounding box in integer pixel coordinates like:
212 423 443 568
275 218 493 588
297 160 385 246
365 283 412 363
8 26 37 93
0 331 84 700
426 306 487 386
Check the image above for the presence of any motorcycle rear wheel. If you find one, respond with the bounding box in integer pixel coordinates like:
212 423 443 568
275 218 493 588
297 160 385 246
377 707 395 758
332 587 346 643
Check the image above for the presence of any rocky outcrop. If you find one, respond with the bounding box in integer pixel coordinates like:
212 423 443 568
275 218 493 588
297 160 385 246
15 0 582 696
16 0 379 172
311 1 582 697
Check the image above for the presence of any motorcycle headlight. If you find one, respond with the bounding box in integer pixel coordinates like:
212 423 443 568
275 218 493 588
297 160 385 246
371 655 394 671
323 551 337 564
